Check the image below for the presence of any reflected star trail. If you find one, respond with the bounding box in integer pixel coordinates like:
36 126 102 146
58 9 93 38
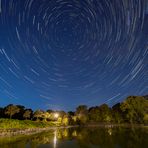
0 0 148 111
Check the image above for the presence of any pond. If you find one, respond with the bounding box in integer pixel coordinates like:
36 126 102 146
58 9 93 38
0 126 147 148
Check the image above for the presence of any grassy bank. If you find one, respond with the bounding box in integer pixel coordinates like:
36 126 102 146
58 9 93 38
0 118 60 137
0 119 77 137
0 118 59 129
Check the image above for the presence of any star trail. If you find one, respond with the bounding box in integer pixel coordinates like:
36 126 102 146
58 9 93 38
0 0 148 111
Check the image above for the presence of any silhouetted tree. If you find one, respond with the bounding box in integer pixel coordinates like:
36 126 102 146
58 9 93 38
76 105 88 115
4 104 20 119
0 95 147 126
99 104 112 122
112 103 123 123
68 111 75 116
58 111 66 118
75 105 88 124
23 109 33 120
0 107 4 118
14 105 25 120
88 106 101 122
47 109 53 114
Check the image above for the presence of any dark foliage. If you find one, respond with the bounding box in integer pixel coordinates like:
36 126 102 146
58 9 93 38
0 95 147 124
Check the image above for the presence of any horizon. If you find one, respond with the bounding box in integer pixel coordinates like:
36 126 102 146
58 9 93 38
0 0 148 111
0 95 147 112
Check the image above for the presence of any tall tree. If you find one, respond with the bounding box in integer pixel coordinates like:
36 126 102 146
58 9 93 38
62 114 73 126
0 107 4 118
33 110 44 121
112 103 123 123
68 111 75 116
42 111 51 121
75 105 88 124
47 109 53 114
23 109 33 120
88 106 101 122
99 104 112 122
120 96 148 123
4 104 20 119
76 105 88 115
58 111 66 118
14 105 25 120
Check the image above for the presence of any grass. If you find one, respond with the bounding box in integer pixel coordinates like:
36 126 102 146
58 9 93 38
0 118 60 129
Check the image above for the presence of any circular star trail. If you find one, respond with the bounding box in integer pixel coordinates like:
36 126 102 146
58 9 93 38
0 0 148 110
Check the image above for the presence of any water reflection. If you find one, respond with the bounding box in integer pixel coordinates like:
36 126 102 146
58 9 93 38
108 128 112 135
53 130 57 148
0 127 148 148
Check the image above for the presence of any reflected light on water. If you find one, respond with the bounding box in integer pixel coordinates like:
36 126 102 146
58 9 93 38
72 130 77 137
108 129 112 135
53 130 57 148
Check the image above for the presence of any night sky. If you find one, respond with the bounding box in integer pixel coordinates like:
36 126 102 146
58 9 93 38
0 0 148 111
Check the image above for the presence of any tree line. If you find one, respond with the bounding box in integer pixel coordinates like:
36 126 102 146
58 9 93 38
0 95 148 125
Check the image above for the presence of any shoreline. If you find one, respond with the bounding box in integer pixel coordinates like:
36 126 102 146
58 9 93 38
85 123 148 128
0 124 147 138
0 126 78 137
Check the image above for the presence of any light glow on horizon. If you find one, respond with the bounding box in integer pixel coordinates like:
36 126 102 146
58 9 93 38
54 113 59 118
